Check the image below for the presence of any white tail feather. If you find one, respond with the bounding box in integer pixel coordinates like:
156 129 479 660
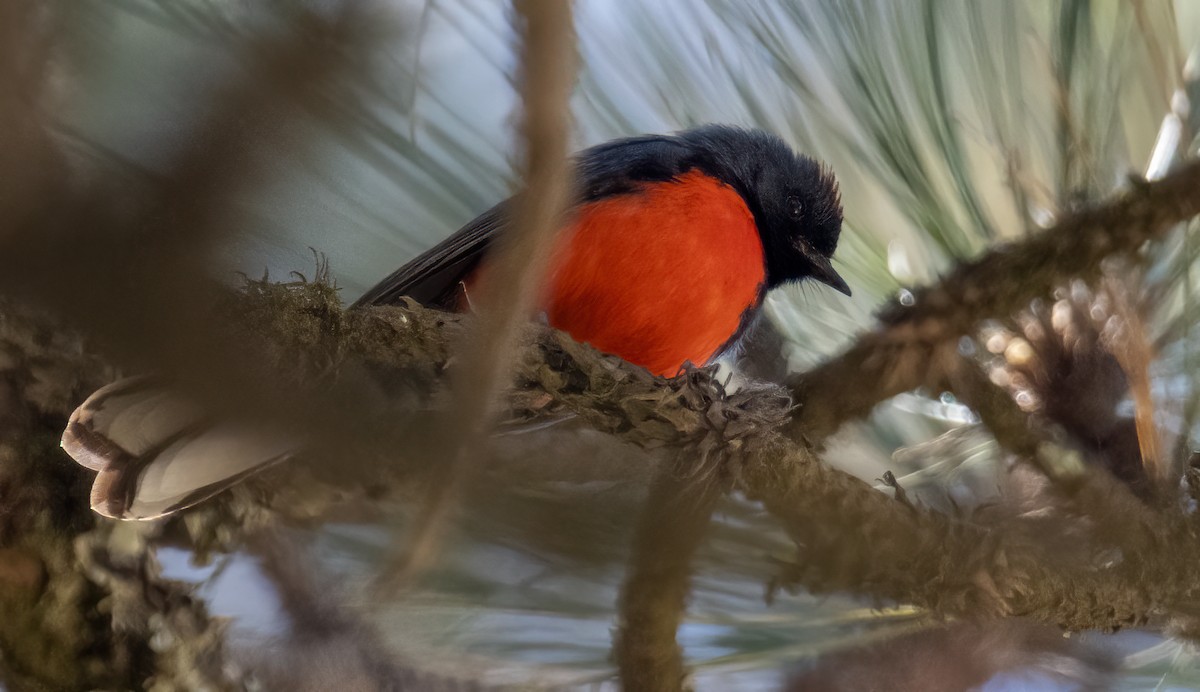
62 377 297 520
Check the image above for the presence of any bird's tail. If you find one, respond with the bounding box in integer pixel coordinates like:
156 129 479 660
61 376 297 520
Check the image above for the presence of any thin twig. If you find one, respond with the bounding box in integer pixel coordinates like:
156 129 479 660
379 0 577 589
1104 273 1166 485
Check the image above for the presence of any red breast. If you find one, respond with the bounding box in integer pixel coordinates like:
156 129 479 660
540 171 764 376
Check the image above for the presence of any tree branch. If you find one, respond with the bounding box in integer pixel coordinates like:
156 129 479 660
741 441 1198 633
616 467 726 692
789 161 1200 442
165 276 1200 637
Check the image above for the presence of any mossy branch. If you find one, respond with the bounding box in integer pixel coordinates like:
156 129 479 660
161 246 1200 635
789 161 1200 442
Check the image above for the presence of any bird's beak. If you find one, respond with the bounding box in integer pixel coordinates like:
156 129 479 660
806 251 852 297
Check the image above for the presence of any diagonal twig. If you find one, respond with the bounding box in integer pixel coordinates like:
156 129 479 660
378 0 577 589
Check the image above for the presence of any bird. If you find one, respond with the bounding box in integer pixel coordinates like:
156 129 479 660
355 125 848 376
61 125 849 519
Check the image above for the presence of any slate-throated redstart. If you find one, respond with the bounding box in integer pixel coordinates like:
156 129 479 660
355 124 849 376
62 125 848 519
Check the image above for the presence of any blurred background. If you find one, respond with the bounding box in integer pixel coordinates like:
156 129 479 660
19 0 1200 689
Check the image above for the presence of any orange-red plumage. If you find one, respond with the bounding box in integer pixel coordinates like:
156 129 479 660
542 171 764 376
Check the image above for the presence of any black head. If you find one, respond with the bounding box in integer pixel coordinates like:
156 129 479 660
675 126 849 295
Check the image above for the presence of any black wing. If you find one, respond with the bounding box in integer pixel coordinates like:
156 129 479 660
352 202 506 309
353 133 707 310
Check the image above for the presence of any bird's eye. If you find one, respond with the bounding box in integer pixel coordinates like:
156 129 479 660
786 195 803 220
